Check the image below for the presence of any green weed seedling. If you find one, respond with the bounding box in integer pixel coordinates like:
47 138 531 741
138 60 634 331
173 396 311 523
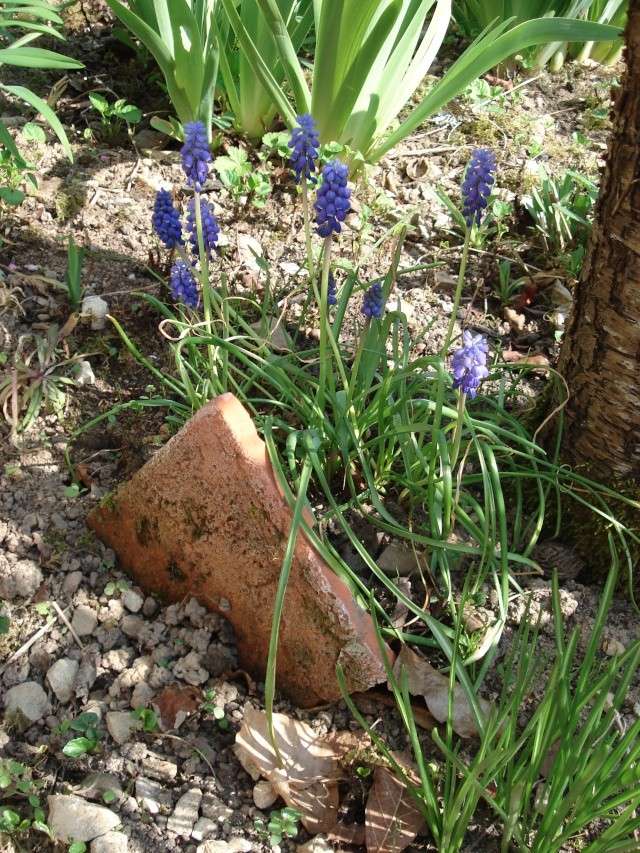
213 146 271 208
68 842 87 853
521 167 598 256
104 579 130 597
88 92 142 140
65 235 85 312
494 260 526 307
132 708 158 733
58 712 103 758
255 807 301 847
201 689 230 731
0 759 52 841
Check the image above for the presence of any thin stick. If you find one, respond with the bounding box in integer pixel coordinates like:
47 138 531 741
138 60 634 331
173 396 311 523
0 608 69 675
52 600 85 649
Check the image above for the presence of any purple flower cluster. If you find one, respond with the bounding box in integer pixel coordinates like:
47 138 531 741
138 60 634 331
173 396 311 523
451 330 489 398
462 149 496 226
152 189 183 249
181 121 211 191
315 160 351 237
187 197 219 256
289 114 320 184
170 260 199 308
361 282 384 319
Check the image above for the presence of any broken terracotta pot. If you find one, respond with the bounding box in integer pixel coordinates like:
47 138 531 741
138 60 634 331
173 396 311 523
87 393 389 706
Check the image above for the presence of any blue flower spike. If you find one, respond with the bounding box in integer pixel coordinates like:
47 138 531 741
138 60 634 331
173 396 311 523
462 149 496 226
152 189 183 249
451 330 489 398
314 160 351 238
170 260 199 308
289 114 320 184
187 197 220 256
181 121 211 191
361 281 384 320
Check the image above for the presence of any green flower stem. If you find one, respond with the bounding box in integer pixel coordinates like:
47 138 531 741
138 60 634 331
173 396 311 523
298 181 316 332
193 190 217 379
442 227 472 355
317 235 333 413
450 391 467 470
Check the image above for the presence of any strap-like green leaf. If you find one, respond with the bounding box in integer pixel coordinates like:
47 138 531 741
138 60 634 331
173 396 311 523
2 84 73 160
371 17 621 161
0 46 83 68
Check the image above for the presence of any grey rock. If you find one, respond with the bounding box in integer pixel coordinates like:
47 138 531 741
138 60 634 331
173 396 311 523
46 658 79 703
142 596 158 617
377 542 425 577
91 831 129 853
106 711 135 745
130 682 155 709
72 605 98 637
201 793 233 822
167 787 202 838
4 681 51 728
173 651 209 685
63 571 84 595
121 615 144 638
122 589 144 613
144 751 178 782
135 777 172 814
47 794 120 842
0 555 42 600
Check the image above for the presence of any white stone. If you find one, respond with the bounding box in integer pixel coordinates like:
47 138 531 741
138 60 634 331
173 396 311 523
82 295 109 330
191 816 217 841
122 589 144 613
72 605 98 637
297 837 333 853
167 787 203 838
47 794 120 842
90 831 128 852
135 777 171 814
4 681 51 727
106 711 135 745
46 658 79 703
252 780 277 810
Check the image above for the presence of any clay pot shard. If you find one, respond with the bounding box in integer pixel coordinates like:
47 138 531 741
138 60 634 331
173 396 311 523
87 392 389 706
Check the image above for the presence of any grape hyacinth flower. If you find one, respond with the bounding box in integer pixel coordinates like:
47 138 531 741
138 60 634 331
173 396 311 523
451 330 489 398
462 148 496 226
327 271 337 306
181 121 211 191
361 281 384 320
315 160 351 238
170 260 199 308
289 114 320 184
152 189 183 249
187 197 219 256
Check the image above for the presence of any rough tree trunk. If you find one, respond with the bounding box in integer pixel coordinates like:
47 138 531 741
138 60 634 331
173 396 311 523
558 0 640 484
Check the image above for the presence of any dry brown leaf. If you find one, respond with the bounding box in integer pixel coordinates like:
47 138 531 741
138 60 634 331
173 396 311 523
234 705 343 833
152 685 202 731
392 646 490 738
365 762 425 853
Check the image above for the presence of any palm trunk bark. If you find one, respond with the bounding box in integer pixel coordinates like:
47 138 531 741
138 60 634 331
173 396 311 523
558 0 640 484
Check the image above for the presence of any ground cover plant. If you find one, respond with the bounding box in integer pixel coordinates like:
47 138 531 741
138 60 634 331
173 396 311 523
0 2 639 852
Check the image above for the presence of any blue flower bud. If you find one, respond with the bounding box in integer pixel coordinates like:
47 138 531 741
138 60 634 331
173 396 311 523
314 160 351 238
170 260 199 308
181 122 211 191
361 281 384 319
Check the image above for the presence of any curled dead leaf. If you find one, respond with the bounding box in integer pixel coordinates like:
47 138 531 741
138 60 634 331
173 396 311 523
392 646 491 738
503 307 525 332
234 705 344 833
